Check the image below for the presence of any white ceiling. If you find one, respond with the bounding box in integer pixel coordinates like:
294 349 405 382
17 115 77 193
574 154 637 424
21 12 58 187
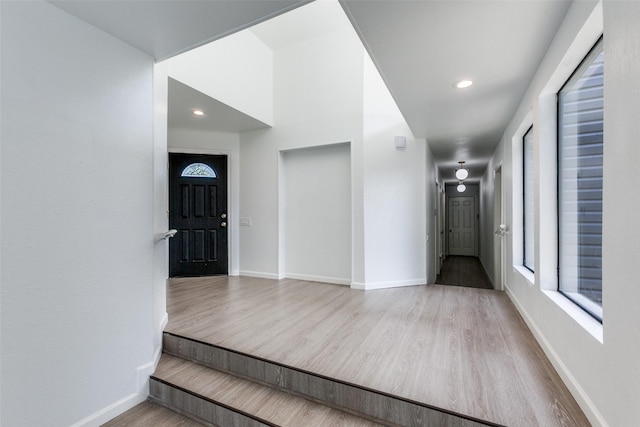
168 78 270 133
250 0 347 50
50 0 311 61
51 0 572 183
341 0 572 182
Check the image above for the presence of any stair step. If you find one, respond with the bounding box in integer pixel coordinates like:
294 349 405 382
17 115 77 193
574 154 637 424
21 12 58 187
161 332 498 427
150 353 384 427
101 400 207 427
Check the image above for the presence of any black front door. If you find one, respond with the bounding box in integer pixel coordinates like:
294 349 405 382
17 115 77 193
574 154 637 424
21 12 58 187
169 153 228 277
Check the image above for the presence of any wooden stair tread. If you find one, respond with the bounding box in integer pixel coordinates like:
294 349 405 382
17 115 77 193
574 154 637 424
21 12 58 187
153 353 384 427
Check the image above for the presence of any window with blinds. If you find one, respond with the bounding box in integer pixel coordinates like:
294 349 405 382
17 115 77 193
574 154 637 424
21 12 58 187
523 126 535 272
557 37 603 321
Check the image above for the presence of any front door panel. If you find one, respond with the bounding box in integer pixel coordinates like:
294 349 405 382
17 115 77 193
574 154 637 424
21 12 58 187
169 153 228 276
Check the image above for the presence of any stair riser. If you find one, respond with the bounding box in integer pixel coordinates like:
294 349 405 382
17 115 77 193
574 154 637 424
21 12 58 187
163 333 495 427
149 378 274 427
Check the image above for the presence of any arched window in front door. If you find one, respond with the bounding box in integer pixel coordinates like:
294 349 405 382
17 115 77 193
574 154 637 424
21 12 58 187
180 163 217 178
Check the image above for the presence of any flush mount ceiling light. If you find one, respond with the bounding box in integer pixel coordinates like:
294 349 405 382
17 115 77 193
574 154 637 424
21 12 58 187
193 109 205 116
455 161 469 180
454 79 473 89
457 182 466 193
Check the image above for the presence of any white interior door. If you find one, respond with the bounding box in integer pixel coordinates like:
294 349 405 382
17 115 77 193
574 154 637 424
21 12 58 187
448 197 475 256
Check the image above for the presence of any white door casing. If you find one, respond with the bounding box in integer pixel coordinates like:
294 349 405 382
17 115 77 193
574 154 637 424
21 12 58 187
493 166 504 290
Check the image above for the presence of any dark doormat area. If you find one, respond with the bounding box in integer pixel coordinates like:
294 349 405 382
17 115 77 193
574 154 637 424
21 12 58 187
435 256 494 290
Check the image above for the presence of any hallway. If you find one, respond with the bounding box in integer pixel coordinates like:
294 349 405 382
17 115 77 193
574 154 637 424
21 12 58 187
6 2 640 425
436 256 494 290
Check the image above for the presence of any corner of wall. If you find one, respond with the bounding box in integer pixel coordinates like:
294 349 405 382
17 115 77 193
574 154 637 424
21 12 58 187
239 270 284 280
156 312 169 365
70 310 168 427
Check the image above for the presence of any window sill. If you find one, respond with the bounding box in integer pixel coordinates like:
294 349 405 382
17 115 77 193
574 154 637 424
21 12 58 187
542 290 603 343
514 265 535 286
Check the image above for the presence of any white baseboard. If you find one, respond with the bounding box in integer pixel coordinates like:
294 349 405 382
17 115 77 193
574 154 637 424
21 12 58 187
135 362 153 399
239 270 283 280
159 311 168 332
284 273 350 286
69 389 147 427
478 257 496 289
351 278 426 290
72 312 169 426
239 271 426 290
505 287 608 427
155 311 168 368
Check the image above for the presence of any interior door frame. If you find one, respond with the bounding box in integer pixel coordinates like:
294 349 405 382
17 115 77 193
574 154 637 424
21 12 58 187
493 164 505 291
440 187 446 264
447 195 477 256
434 181 441 278
434 181 445 277
168 148 236 276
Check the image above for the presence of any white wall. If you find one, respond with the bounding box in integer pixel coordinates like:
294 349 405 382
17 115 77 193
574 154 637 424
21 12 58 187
168 128 241 275
167 30 273 125
152 61 170 378
360 53 426 289
282 144 351 284
480 1 640 425
239 2 429 289
598 1 640 424
479 147 503 286
239 11 364 280
1 2 158 425
425 146 442 284
0 1 3 420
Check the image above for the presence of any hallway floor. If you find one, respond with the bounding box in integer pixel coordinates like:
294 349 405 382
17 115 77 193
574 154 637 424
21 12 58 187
436 256 494 289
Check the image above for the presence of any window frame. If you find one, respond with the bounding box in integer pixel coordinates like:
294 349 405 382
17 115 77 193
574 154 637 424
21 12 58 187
556 36 604 322
522 125 535 273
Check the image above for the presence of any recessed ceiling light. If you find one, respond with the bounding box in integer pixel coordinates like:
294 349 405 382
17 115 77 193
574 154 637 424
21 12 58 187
454 80 473 89
193 109 205 116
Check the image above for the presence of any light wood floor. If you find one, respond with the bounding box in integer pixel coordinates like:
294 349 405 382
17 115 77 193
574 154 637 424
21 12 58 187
165 276 589 427
102 401 207 426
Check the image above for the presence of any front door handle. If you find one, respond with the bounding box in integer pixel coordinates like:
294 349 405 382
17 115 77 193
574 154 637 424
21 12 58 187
221 222 227 227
